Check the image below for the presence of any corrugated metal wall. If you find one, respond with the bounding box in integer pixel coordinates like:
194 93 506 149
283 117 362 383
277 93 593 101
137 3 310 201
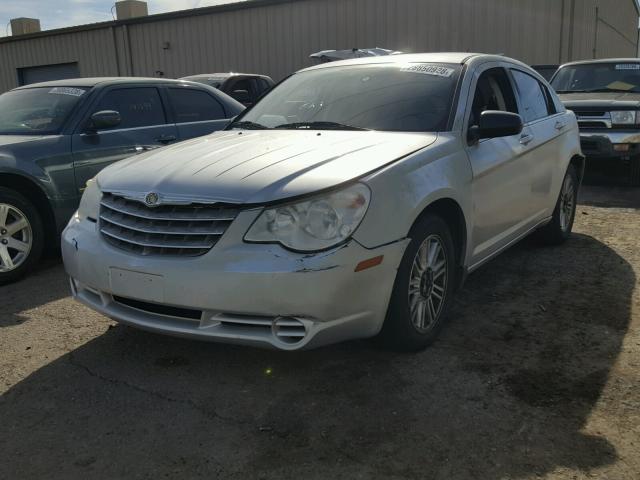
0 0 637 93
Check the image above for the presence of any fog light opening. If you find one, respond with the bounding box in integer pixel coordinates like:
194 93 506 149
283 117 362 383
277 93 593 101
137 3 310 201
272 316 307 344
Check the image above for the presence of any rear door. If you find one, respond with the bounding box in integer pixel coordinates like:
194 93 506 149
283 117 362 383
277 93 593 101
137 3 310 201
71 85 178 192
166 86 231 140
510 68 568 216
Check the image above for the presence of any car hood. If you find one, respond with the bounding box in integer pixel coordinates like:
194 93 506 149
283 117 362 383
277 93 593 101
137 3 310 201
558 91 640 109
97 130 436 204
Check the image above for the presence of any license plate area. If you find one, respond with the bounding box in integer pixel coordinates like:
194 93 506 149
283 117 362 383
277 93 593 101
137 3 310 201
109 268 165 303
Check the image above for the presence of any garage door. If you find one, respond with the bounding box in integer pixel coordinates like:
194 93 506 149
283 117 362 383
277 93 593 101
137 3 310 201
18 62 80 86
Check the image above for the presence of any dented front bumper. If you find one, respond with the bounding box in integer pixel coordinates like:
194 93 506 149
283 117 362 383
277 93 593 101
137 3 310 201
61 209 408 350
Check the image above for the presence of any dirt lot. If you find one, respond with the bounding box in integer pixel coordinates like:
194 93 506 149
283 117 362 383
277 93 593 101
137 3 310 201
0 185 639 480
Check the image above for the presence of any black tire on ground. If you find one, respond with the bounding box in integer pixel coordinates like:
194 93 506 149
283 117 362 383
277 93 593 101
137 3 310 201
629 155 640 186
376 213 457 352
536 164 579 246
0 187 45 285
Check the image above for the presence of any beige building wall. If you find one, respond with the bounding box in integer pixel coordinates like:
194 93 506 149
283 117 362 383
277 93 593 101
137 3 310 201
0 0 637 93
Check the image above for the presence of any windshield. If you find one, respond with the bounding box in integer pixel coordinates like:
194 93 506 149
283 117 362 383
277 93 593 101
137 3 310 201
0 86 88 135
232 63 461 132
551 62 640 93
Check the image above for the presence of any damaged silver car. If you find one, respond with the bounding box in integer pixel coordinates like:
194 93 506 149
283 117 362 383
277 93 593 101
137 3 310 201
62 53 583 351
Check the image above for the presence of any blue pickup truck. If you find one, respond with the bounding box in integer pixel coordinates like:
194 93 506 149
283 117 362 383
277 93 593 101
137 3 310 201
0 77 244 284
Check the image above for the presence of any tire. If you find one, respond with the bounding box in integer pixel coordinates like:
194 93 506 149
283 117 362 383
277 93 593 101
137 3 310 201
0 187 44 285
376 214 457 351
629 155 640 186
537 164 578 245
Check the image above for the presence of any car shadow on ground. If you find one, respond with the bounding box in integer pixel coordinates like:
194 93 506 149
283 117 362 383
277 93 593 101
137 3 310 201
0 257 68 327
0 232 634 479
579 184 640 209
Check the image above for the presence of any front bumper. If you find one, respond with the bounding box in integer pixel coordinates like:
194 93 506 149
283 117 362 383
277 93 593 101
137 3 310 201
61 211 408 350
579 129 640 158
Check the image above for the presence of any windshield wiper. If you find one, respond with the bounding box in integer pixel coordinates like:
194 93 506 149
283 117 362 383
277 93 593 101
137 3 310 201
229 120 270 130
273 121 369 131
582 88 637 93
556 88 637 93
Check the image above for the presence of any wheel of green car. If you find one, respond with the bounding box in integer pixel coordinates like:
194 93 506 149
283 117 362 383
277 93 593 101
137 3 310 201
0 187 44 285
377 213 457 351
537 164 578 245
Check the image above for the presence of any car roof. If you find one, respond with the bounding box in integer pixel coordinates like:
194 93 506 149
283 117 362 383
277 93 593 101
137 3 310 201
181 73 273 80
297 52 526 72
12 77 202 90
558 58 640 68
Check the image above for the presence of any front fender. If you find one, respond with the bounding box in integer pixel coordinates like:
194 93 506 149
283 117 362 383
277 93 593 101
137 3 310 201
354 135 473 257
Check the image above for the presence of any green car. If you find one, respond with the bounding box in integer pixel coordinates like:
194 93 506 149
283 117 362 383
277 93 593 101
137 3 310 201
0 77 244 284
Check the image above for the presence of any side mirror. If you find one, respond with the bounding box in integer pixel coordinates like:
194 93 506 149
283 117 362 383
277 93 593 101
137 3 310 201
87 110 121 131
230 89 251 105
468 110 523 144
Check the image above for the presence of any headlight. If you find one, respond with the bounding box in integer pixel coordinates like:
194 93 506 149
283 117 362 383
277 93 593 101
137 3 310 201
76 178 102 221
245 183 371 251
610 110 638 125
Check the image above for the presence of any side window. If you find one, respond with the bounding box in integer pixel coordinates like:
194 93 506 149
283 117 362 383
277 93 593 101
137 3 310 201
470 68 518 127
168 88 226 122
511 70 552 123
257 78 271 93
230 78 252 94
94 87 166 129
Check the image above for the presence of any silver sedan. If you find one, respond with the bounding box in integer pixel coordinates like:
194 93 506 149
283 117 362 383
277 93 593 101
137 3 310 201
62 53 583 351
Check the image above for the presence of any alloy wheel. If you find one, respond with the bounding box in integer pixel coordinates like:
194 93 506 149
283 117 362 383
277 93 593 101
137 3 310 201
0 203 33 273
559 174 575 232
408 234 448 333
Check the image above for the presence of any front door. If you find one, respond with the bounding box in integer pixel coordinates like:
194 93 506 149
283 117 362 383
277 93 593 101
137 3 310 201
465 65 541 267
71 86 178 193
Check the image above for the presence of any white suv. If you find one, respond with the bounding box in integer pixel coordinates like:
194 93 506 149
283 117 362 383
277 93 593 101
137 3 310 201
62 53 583 351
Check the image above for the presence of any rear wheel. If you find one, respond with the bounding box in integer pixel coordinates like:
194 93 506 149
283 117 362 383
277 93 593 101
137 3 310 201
537 164 578 245
0 187 44 285
376 214 457 351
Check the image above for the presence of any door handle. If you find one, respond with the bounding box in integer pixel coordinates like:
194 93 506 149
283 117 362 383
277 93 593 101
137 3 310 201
156 134 177 144
555 121 567 130
519 133 534 145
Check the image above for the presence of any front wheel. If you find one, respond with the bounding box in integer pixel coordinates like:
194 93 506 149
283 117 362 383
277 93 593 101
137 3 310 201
376 214 457 351
537 164 578 245
0 187 44 285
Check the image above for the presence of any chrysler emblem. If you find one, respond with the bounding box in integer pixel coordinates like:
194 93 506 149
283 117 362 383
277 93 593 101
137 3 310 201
144 192 160 207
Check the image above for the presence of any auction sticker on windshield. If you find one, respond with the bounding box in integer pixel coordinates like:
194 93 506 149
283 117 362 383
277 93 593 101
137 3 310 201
401 64 455 77
615 64 640 70
48 87 86 96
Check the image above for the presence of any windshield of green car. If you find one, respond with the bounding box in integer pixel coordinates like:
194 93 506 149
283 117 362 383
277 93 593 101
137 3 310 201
232 63 462 132
0 86 89 135
551 62 640 93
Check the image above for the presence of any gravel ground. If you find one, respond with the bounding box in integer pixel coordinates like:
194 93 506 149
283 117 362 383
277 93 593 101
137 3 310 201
0 185 639 480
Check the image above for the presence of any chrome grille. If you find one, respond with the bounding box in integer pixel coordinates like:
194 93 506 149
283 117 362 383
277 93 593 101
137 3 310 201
99 192 239 256
576 112 612 129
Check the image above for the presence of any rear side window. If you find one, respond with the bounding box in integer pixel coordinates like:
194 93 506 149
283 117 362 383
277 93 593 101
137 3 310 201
511 70 552 122
168 88 226 122
257 78 271 93
94 87 166 129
